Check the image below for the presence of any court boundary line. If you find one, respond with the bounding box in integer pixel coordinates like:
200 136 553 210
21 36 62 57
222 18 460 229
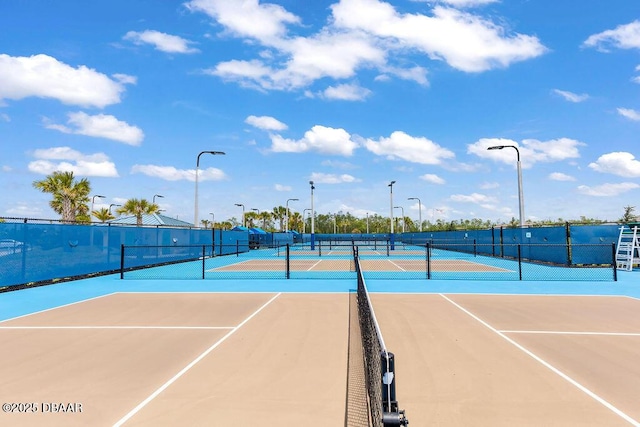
441 294 640 426
0 326 234 330
500 330 640 337
0 292 117 324
113 292 282 427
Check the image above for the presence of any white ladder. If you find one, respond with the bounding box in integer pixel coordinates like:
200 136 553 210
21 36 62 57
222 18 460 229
615 225 640 271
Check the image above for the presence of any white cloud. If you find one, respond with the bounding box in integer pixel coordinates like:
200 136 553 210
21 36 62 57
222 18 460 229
549 172 576 181
589 152 640 177
112 73 138 85
245 115 288 131
45 112 144 145
479 181 499 189
450 192 496 203
28 146 118 177
0 54 126 108
185 0 300 41
553 89 589 103
274 184 292 191
617 108 640 121
270 125 358 156
363 131 455 165
429 0 498 7
0 113 9 122
309 172 360 184
577 182 639 197
583 20 640 52
123 30 199 54
131 165 227 181
419 173 445 184
192 0 544 93
322 83 372 101
331 1 547 72
468 137 584 168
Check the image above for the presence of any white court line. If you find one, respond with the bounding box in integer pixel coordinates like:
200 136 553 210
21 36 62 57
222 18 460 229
206 259 253 271
440 294 640 427
0 326 234 330
501 330 640 337
307 260 323 271
0 292 118 324
113 292 281 427
387 260 406 271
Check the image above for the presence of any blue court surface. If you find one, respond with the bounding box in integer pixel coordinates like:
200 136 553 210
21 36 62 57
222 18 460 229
1 269 638 322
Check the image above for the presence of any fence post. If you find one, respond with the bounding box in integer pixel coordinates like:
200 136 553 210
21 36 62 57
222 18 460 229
612 243 617 282
473 239 477 257
518 244 522 280
120 244 125 279
426 243 431 280
236 240 239 257
565 222 572 266
286 244 290 279
202 245 206 279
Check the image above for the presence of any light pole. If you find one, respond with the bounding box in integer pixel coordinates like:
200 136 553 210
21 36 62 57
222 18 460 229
487 145 525 228
408 197 422 232
310 181 315 249
235 203 245 227
153 194 164 204
109 204 121 215
91 194 105 214
194 150 225 227
389 181 396 249
285 198 298 233
209 212 215 228
303 208 311 234
394 206 405 233
333 215 337 234
366 212 369 234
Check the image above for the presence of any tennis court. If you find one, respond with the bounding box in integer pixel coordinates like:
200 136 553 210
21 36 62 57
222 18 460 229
1 245 639 426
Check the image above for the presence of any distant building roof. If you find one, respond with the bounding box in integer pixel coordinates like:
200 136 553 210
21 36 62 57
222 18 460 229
108 213 193 227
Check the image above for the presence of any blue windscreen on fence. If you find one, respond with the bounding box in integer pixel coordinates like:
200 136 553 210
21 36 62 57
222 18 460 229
0 222 247 287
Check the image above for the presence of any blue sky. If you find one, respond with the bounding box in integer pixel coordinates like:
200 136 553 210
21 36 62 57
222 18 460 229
1 0 640 226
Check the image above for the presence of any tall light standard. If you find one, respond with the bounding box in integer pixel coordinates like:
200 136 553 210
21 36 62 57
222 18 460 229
366 212 369 234
389 181 396 249
194 150 225 227
487 145 525 228
235 203 245 227
333 214 337 234
310 181 315 249
303 208 311 234
91 194 105 214
394 206 405 233
209 212 215 228
408 197 422 232
285 198 299 233
109 204 121 215
153 194 164 204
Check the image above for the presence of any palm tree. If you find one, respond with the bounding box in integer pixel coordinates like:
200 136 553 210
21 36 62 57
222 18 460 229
116 198 159 226
289 211 303 232
258 211 272 230
33 171 91 222
272 206 287 231
93 207 114 222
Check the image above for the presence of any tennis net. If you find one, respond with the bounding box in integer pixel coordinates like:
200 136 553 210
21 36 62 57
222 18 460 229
354 246 408 426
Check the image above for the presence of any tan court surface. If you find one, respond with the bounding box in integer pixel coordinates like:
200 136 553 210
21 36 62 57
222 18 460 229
213 258 508 272
1 292 639 426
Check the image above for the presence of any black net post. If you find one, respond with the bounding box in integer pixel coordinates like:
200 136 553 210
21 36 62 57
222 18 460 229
426 242 431 280
201 245 206 279
120 244 125 279
286 244 290 279
612 243 617 282
518 244 523 280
